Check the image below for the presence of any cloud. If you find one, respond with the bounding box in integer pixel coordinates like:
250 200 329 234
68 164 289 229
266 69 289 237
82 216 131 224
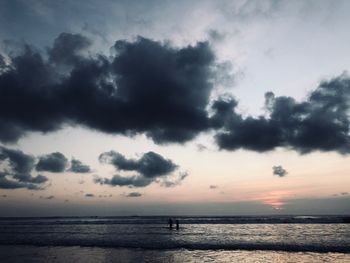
123 192 142 198
99 151 177 178
158 171 188 188
98 194 111 198
0 176 43 190
0 146 93 190
0 146 34 174
0 33 216 144
95 150 187 188
209 185 218 189
341 192 348 196
68 158 91 173
196 144 208 152
85 193 94 197
48 32 91 66
94 174 153 188
214 74 350 154
39 195 54 199
0 146 48 190
2 33 350 155
36 152 68 173
272 165 288 177
207 29 226 42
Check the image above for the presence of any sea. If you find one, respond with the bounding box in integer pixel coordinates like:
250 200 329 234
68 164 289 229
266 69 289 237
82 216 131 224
0 215 349 262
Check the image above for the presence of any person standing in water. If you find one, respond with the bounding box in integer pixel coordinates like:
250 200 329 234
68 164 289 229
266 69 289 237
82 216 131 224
168 218 173 229
176 219 179 230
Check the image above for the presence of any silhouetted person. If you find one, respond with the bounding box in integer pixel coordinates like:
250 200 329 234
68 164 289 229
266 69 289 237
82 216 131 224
176 219 179 230
168 218 173 229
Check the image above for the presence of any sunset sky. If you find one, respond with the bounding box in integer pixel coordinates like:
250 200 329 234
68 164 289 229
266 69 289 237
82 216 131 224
0 0 350 216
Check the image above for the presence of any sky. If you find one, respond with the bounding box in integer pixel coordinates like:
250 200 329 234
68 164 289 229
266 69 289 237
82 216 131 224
0 0 350 216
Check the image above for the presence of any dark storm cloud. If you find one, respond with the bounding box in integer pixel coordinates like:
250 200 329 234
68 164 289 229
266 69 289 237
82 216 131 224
0 44 64 143
68 158 91 173
272 165 287 177
110 37 214 144
214 74 350 154
0 146 48 190
124 192 142 198
0 33 215 144
48 32 91 66
36 152 68 173
2 32 350 154
99 151 177 178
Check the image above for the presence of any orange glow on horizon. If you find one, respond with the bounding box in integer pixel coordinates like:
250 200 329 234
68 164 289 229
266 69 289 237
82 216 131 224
254 191 292 209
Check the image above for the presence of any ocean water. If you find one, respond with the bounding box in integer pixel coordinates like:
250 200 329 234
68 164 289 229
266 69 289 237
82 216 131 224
0 216 349 262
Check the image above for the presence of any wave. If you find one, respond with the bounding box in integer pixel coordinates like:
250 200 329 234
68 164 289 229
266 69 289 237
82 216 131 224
1 240 349 253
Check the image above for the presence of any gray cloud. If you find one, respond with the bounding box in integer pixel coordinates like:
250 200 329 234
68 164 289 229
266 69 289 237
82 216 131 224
209 185 218 189
158 172 188 188
40 195 54 200
214 74 350 154
36 152 68 173
85 193 94 197
272 165 288 177
0 146 48 190
99 151 177 178
196 144 208 152
94 174 153 188
69 158 91 173
0 175 43 190
124 192 142 198
98 194 111 198
0 146 34 174
95 150 187 188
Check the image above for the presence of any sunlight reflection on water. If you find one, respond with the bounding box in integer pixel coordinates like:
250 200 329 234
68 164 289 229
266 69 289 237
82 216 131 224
1 246 350 263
